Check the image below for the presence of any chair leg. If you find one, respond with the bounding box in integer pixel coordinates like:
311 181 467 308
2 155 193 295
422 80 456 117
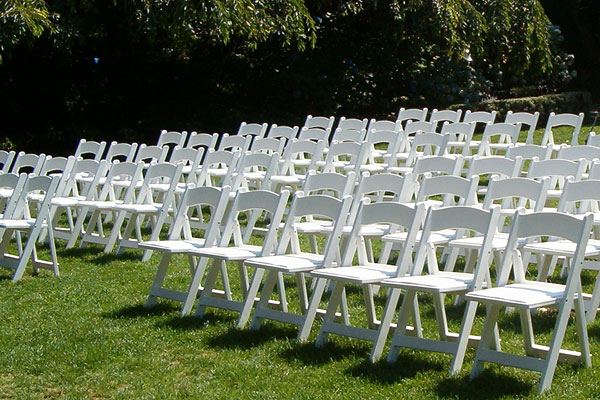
370 288 402 363
449 300 479 375
180 257 210 316
470 304 501 379
145 253 172 308
237 267 266 328
195 259 222 318
297 277 328 342
315 281 346 348
250 270 279 330
387 290 418 363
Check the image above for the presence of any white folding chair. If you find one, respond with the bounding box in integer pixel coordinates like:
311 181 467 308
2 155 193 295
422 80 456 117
0 150 16 174
0 175 60 281
168 146 204 190
238 122 268 138
139 185 232 315
196 149 241 189
241 193 353 330
157 130 187 148
440 121 476 156
248 137 285 155
74 139 106 161
398 107 428 126
556 145 600 177
216 133 251 153
476 122 522 156
185 132 218 153
506 143 553 162
330 128 367 144
318 141 369 176
587 131 600 148
9 152 46 175
72 161 145 251
542 112 585 147
304 115 335 131
111 162 184 260
298 127 332 143
104 141 138 163
372 206 500 374
462 110 497 128
430 109 462 131
466 210 594 394
527 158 586 202
367 119 402 133
466 155 523 196
354 130 404 174
298 201 426 343
193 189 290 325
134 144 168 167
268 139 326 191
0 173 27 219
232 151 280 192
337 117 368 132
266 124 299 141
505 111 540 144
387 132 449 174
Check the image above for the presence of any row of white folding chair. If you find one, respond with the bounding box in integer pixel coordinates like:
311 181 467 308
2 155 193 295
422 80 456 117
0 173 60 281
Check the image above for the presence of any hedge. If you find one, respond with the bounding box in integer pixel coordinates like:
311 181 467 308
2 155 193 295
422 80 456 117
449 91 593 125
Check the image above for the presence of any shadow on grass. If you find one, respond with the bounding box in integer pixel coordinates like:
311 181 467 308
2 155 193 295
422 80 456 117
497 308 558 334
346 352 445 384
93 251 143 264
160 312 236 331
207 323 296 350
280 340 370 366
57 246 104 258
434 369 533 399
102 303 180 319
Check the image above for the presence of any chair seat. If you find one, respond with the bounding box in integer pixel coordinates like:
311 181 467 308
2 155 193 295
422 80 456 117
523 239 600 258
0 188 14 198
449 232 529 251
465 281 568 309
243 171 266 181
51 196 85 207
381 271 477 293
383 229 456 245
245 253 325 273
189 245 263 261
207 167 228 177
0 219 35 229
294 220 333 234
386 166 412 174
269 175 305 185
138 238 206 253
545 189 562 200
311 263 398 284
148 183 172 192
291 159 312 168
346 164 387 173
76 199 123 210
113 203 162 214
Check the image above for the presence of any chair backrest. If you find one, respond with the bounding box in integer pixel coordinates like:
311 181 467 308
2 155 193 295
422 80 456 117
467 155 523 181
416 175 479 206
0 173 27 217
405 120 435 136
556 144 600 166
96 161 145 204
302 170 356 199
217 133 251 153
337 117 368 132
298 127 332 143
278 139 326 176
496 209 593 287
186 132 218 151
168 185 232 243
196 149 241 188
430 109 462 131
398 107 428 125
157 130 187 147
169 146 204 185
440 121 476 155
61 159 109 200
412 155 463 179
364 129 404 162
367 119 402 133
104 141 138 163
505 111 540 144
232 151 280 191
74 139 106 161
527 158 586 189
462 110 497 126
505 144 552 161
219 189 290 255
410 206 500 282
238 122 268 138
321 141 369 176
341 200 426 278
347 172 416 223
587 131 600 148
39 155 76 196
0 150 16 174
13 175 60 222
557 178 600 215
135 162 184 208
266 124 299 141
541 112 585 146
330 128 366 144
590 160 600 179
134 144 168 166
482 177 550 229
276 193 353 267
477 122 522 156
249 137 285 155
10 152 46 175
304 115 335 131
402 132 450 168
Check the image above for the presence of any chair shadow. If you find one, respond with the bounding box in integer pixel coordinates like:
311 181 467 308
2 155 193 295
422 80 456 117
57 245 104 258
279 340 370 366
434 370 533 399
102 302 180 319
160 311 236 331
497 308 558 334
346 352 445 384
207 324 296 350
93 251 142 264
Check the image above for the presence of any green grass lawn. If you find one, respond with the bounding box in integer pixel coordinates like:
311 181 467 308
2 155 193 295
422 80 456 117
1 123 599 399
